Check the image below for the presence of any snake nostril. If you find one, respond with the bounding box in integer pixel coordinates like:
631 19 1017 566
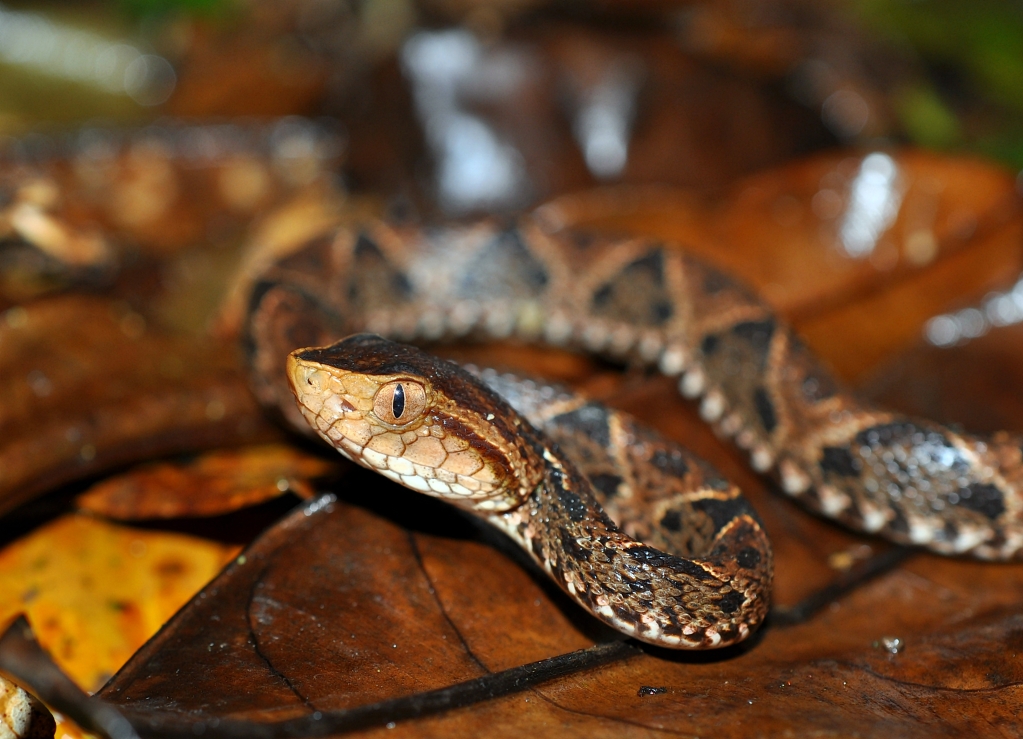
340 398 356 413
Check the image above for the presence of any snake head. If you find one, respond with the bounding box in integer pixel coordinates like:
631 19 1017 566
286 333 545 512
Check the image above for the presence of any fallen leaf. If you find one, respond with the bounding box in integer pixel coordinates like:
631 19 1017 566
0 295 281 517
88 471 1023 737
77 445 335 520
864 321 1023 435
0 514 239 692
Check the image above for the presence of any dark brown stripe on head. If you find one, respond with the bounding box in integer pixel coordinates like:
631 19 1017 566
298 333 541 480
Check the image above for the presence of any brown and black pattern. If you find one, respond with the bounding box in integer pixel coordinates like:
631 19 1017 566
290 336 771 648
249 212 1023 564
479 366 771 647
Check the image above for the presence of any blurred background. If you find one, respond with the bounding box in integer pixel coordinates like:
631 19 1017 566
1 0 1021 210
2 0 1022 342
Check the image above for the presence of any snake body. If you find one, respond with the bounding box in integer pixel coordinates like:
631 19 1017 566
288 334 771 649
248 215 1023 564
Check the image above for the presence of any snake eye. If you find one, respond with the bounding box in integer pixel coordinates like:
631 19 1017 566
374 380 427 425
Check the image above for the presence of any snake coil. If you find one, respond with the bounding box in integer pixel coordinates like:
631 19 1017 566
246 214 1023 647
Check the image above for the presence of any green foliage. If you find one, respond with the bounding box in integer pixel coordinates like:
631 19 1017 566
857 0 1023 111
855 0 1023 166
895 84 961 149
115 0 232 20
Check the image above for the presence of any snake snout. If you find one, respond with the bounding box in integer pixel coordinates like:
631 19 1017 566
286 354 340 416
286 353 315 385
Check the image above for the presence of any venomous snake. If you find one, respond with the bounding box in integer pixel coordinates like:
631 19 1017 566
245 213 1023 649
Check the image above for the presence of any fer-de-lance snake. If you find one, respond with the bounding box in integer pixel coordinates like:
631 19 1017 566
246 214 1023 648
287 333 772 650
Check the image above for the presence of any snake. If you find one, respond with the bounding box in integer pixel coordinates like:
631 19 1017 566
243 213 1023 649
287 333 772 649
5 128 1022 648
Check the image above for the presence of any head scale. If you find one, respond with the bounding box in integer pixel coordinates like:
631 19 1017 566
287 334 544 512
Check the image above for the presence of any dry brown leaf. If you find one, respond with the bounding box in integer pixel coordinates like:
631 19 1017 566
93 468 1023 737
864 321 1023 435
76 445 335 520
0 295 280 517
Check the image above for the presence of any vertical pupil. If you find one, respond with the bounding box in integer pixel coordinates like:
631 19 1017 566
392 383 405 418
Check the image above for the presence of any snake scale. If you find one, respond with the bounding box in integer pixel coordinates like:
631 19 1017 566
245 214 1023 649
